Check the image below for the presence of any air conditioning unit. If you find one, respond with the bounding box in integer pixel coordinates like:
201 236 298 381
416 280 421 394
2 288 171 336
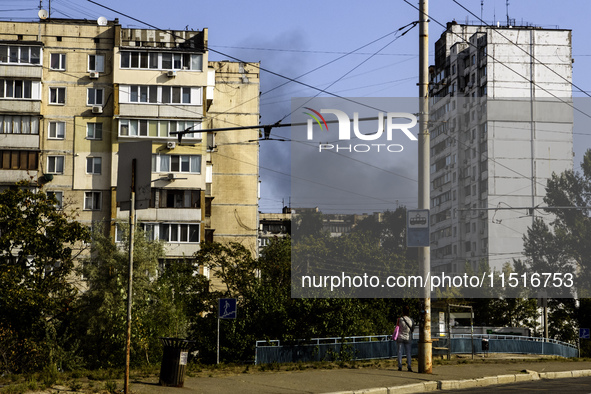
166 141 176 149
166 70 176 77
167 173 175 181
89 72 100 79
91 106 103 114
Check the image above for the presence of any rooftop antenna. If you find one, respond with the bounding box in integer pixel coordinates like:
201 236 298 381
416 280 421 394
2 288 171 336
481 0 484 24
494 3 496 26
506 0 510 26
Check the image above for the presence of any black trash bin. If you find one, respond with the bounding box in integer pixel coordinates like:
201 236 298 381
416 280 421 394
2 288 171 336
159 338 195 387
481 338 489 356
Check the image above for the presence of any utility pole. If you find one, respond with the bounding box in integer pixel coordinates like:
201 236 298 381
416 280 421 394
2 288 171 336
124 159 136 394
418 0 432 374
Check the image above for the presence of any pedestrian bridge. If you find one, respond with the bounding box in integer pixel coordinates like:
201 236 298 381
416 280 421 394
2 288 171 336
254 334 578 364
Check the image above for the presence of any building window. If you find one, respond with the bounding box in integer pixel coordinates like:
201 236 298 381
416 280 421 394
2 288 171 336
140 223 200 243
121 85 200 105
0 150 38 170
150 188 201 208
0 116 39 134
48 121 65 139
84 191 101 210
152 154 201 174
86 157 102 174
50 53 66 70
120 51 203 71
47 191 63 208
120 119 201 139
88 54 105 72
47 156 64 174
0 79 34 99
49 87 66 104
87 88 104 105
0 45 41 65
87 123 102 140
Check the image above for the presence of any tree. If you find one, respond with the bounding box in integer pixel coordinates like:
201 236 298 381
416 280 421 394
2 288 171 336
0 182 90 372
521 149 591 346
74 223 164 368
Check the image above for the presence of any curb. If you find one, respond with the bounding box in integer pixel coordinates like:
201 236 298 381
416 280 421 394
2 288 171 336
322 369 591 394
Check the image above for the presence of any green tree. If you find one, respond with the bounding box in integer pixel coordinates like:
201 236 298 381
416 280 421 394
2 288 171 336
0 182 90 372
74 223 164 368
521 149 591 345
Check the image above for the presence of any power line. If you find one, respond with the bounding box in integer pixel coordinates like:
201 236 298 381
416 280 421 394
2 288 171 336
403 0 591 122
452 0 591 99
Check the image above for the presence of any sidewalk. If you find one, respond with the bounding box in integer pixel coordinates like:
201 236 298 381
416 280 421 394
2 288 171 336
129 355 591 394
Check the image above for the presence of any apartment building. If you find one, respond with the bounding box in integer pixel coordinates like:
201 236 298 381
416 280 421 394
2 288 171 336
0 18 260 266
428 22 573 274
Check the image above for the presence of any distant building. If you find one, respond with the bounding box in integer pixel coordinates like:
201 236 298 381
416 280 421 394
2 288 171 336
258 207 291 254
429 22 573 274
291 207 383 238
0 18 259 272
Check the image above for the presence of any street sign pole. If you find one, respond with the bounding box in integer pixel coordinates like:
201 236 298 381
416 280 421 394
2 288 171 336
217 298 237 365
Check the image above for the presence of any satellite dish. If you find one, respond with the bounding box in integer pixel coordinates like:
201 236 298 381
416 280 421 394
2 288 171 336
97 16 108 26
38 9 48 19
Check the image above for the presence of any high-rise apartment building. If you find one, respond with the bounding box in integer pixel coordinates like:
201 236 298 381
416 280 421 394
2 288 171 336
0 18 260 267
429 22 573 274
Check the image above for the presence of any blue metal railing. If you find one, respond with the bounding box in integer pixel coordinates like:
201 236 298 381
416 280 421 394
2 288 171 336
254 334 578 365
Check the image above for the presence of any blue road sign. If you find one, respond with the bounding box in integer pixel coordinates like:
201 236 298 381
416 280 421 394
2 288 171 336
580 328 590 339
407 209 430 247
218 298 237 319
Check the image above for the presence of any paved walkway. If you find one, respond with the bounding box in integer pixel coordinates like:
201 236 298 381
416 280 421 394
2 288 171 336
129 355 591 394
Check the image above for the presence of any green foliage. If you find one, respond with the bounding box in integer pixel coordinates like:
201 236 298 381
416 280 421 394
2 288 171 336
521 149 591 343
0 182 90 372
74 223 164 368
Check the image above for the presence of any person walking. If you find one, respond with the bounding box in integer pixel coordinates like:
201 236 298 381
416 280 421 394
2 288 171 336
395 305 414 372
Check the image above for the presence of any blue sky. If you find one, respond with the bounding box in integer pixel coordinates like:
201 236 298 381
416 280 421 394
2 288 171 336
3 0 591 213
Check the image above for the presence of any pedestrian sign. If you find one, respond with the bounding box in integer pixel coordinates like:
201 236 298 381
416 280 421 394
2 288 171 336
580 328 590 339
218 298 237 319
406 209 430 247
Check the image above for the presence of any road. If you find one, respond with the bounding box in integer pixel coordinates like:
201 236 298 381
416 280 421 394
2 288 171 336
454 376 591 393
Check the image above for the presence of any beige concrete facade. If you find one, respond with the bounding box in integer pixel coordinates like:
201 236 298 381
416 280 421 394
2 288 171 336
0 18 260 266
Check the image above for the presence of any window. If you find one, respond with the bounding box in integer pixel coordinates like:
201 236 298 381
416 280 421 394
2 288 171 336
0 116 39 134
86 157 102 174
121 85 199 105
48 122 65 139
0 150 38 170
47 191 63 208
88 54 105 72
49 87 66 104
87 123 102 140
84 191 101 210
150 188 201 208
47 156 64 174
0 45 41 65
120 119 201 139
0 79 34 99
152 154 201 173
120 51 203 71
50 53 66 70
87 88 104 105
140 223 200 243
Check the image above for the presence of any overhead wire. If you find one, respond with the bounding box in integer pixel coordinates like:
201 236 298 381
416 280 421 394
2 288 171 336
452 0 591 99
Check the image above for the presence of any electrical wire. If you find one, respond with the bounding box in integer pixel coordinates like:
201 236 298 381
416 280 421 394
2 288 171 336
452 0 591 99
